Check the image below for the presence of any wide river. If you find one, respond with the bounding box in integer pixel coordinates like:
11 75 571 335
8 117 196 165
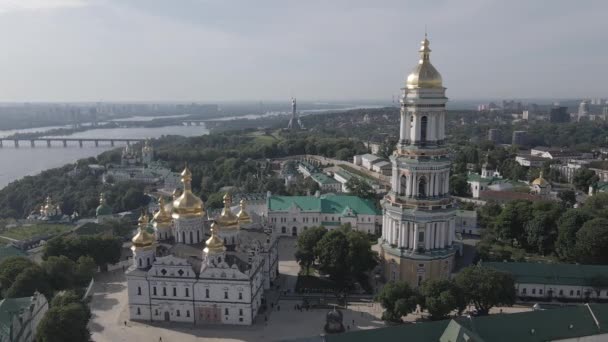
0 125 209 189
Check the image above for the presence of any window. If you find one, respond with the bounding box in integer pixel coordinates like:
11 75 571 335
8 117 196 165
400 175 407 195
539 289 543 295
570 290 574 296
185 288 189 297
281 227 286 233
177 310 180 317
137 286 141 295
137 307 141 315
577 290 581 296
173 288 177 297
239 292 243 300
420 116 428 142
239 309 243 316
418 177 427 197
293 218 296 222
559 290 563 296
205 289 209 298
153 287 157 296
138 259 142 267
163 287 167 296
155 309 158 316
239 318 243 322
418 231 425 243
522 288 527 294
532 289 536 295
224 291 228 299
147 258 150 266
225 308 229 315
186 310 190 317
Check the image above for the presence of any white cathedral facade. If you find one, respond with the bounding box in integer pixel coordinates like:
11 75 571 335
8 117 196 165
380 35 459 288
126 166 279 325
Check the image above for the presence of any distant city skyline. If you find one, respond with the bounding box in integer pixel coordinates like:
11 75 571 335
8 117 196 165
0 0 606 102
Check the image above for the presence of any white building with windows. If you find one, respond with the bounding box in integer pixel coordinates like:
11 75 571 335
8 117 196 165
126 166 279 326
380 35 459 289
266 193 382 235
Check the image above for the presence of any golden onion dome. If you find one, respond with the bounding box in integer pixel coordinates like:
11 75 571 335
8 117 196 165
43 196 54 211
132 212 156 248
532 171 549 187
172 166 205 219
216 193 238 229
204 222 225 254
153 197 172 227
406 35 443 89
142 139 153 152
172 188 182 200
237 199 252 225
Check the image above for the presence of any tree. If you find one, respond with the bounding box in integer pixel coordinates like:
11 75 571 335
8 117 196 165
75 256 97 286
42 256 76 291
493 200 532 246
590 274 608 298
555 209 592 261
420 279 466 320
295 227 327 274
345 177 375 200
524 213 557 254
375 281 420 322
50 290 83 307
44 235 122 268
378 137 398 159
454 265 516 315
0 257 36 293
557 190 576 207
346 230 377 278
36 302 91 342
573 168 599 191
574 218 608 264
5 266 51 299
315 230 350 287
450 174 470 197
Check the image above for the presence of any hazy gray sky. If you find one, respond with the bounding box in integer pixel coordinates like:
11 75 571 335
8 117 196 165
0 0 605 102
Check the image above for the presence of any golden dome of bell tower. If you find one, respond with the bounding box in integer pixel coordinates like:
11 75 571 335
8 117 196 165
406 34 443 89
172 165 205 219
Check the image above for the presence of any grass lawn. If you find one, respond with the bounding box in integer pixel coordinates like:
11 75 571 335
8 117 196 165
1 223 73 241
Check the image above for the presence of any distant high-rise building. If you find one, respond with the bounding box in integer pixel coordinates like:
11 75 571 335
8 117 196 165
488 129 500 143
286 98 304 130
512 130 527 146
578 100 590 121
549 106 570 123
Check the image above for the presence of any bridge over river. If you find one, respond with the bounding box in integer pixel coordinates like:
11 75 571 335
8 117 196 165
0 137 145 148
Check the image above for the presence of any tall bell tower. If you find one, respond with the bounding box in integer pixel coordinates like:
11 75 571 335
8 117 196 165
380 35 458 288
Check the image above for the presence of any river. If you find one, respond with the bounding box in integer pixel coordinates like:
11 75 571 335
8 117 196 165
0 125 209 189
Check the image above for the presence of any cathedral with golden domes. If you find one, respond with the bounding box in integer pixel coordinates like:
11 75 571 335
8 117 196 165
379 35 460 288
126 165 279 325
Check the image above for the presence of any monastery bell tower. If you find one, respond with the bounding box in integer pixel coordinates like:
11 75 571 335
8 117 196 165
380 35 458 288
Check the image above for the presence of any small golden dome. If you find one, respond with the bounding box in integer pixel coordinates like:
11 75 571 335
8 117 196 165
237 199 252 225
216 193 238 229
406 35 443 89
132 212 156 248
172 165 205 219
44 196 54 211
204 222 225 254
532 171 549 187
153 197 172 227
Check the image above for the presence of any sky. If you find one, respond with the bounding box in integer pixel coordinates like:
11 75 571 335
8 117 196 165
0 0 606 102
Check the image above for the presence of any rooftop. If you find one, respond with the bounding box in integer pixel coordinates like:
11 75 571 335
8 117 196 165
310 173 340 185
485 262 608 286
289 303 608 342
268 194 381 216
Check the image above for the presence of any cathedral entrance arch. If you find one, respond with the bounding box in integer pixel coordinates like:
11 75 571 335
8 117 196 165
164 311 170 321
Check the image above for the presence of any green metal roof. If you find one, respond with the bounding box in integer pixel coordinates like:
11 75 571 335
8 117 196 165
484 262 608 286
268 194 380 216
0 297 33 339
310 173 339 185
317 304 608 342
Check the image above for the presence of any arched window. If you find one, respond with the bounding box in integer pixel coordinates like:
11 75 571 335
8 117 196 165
400 175 407 195
420 116 428 142
418 176 427 197
138 258 142 267
181 231 185 243
189 231 193 244
281 226 286 234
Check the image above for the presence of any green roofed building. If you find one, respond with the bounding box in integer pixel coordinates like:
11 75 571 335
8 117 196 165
0 292 48 342
485 262 608 301
267 194 381 236
310 173 342 193
286 303 608 342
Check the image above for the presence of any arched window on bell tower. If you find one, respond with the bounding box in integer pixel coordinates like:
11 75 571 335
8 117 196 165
418 176 427 197
400 175 407 196
420 116 428 143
